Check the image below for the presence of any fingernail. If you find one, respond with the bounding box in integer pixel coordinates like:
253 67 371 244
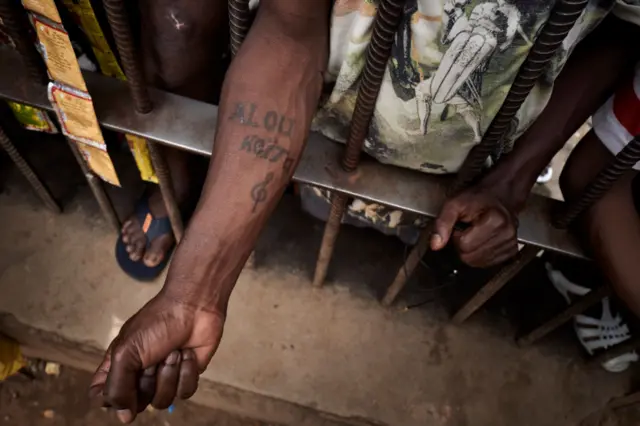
143 365 156 376
165 351 180 365
431 234 443 249
182 349 194 361
116 409 133 424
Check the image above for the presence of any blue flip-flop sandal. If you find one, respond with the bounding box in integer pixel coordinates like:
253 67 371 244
115 197 175 281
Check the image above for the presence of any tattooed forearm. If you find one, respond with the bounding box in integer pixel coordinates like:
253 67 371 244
250 172 274 213
229 102 296 137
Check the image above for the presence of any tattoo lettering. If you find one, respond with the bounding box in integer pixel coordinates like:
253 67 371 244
263 111 278 131
239 135 290 164
229 103 259 127
229 102 296 137
251 172 274 213
278 116 294 137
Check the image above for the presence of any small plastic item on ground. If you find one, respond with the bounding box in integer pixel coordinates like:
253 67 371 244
0 337 26 381
44 362 61 377
546 262 639 372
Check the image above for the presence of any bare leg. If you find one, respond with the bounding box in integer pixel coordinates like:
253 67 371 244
121 0 228 267
560 130 640 316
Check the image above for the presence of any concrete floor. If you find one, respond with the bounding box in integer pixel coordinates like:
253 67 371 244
1 125 639 426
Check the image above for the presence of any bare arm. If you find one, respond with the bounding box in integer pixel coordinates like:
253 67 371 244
482 15 640 210
165 0 330 310
432 15 640 267
91 1 330 421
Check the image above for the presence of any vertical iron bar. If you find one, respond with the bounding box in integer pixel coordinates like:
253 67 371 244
382 0 589 307
102 0 151 113
451 245 539 323
381 229 431 305
66 138 121 231
312 0 407 287
147 143 183 241
312 192 347 287
554 135 640 228
452 0 589 193
517 285 610 346
0 0 47 84
0 123 60 212
228 0 250 57
102 0 184 242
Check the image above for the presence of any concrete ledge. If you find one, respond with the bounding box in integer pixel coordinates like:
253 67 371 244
0 313 378 426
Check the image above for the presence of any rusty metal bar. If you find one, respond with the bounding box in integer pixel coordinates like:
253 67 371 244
147 143 184 241
228 0 250 56
381 0 590 307
312 0 407 287
312 192 348 287
0 123 60 212
102 0 184 242
453 0 590 193
102 0 151 114
451 245 540 323
381 230 431 306
554 135 640 228
517 285 610 346
66 138 120 231
0 0 47 84
588 336 640 367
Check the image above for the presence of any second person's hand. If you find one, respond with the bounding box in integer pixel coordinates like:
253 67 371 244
430 185 519 268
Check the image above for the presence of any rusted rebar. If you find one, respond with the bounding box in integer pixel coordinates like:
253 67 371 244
66 138 121 231
554 135 640 228
228 0 250 57
451 245 540 322
517 285 610 346
342 0 405 172
0 123 60 212
452 0 589 193
102 0 152 114
382 0 590 307
312 0 407 287
312 192 348 287
0 0 47 84
147 142 184 242
102 0 184 241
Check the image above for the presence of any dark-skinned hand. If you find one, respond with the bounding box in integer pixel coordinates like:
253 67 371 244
430 186 519 268
89 293 225 423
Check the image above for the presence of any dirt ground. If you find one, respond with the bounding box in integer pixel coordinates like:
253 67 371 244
0 365 270 426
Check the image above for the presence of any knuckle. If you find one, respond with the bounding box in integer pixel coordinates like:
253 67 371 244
490 212 507 228
111 344 134 365
461 254 479 268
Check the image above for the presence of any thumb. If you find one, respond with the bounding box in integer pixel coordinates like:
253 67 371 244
104 343 143 422
431 198 463 251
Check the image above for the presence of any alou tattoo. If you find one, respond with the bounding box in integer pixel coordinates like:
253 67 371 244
229 102 295 137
